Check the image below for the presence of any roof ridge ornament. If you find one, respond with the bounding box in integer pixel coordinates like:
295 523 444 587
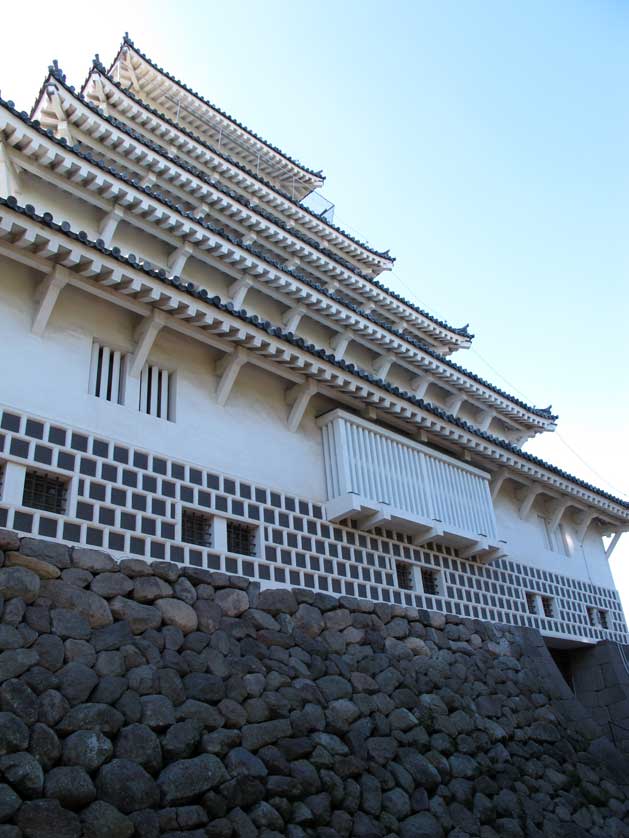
48 60 66 84
93 54 107 73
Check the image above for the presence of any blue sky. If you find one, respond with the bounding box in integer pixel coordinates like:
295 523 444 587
3 1 629 607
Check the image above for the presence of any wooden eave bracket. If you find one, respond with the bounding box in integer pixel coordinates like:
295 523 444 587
98 207 125 247
31 268 68 336
575 510 597 543
412 376 432 400
373 354 394 380
478 409 495 432
168 244 193 276
445 393 465 418
286 379 318 432
330 330 352 361
605 530 627 560
282 306 305 334
215 346 248 406
548 498 571 532
360 507 392 530
490 469 510 501
412 525 444 547
128 310 166 378
518 483 544 520
228 277 252 310
0 142 21 199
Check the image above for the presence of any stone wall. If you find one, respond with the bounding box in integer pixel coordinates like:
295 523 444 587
0 531 628 838
570 642 629 753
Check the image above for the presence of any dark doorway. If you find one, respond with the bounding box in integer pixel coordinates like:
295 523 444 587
548 647 575 692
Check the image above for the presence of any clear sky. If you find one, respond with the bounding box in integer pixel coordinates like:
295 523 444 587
2 1 628 608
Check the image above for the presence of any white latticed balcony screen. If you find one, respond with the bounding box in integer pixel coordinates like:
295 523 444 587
319 410 501 557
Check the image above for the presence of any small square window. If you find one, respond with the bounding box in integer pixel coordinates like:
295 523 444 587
138 364 174 421
88 342 126 405
421 567 440 597
22 470 68 515
227 521 256 557
541 596 554 618
395 561 414 591
182 510 212 548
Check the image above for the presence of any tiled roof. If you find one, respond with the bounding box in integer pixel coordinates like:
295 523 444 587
1 95 554 423
95 51 393 264
115 34 325 182
1 194 621 510
35 66 475 346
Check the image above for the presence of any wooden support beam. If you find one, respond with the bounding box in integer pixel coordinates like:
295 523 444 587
0 142 21 199
412 376 432 400
459 538 489 559
98 208 124 247
128 311 165 378
286 379 317 432
31 269 68 336
215 347 247 406
167 245 193 277
476 544 509 564
478 410 495 432
519 483 543 520
330 331 351 361
282 306 305 334
490 469 509 500
361 508 392 530
548 499 570 532
605 531 625 560
575 511 597 544
373 354 394 380
412 525 443 547
445 394 465 418
228 278 251 311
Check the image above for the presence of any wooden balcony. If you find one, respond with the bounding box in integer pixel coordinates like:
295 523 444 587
318 410 506 560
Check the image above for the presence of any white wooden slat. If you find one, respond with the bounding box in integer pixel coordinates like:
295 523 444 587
322 413 498 544
149 366 159 417
99 346 111 400
139 364 148 413
110 351 122 405
160 369 170 420
88 342 100 396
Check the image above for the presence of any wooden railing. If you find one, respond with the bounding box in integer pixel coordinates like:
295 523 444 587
319 410 503 559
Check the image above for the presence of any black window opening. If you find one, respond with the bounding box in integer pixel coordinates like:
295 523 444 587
421 567 439 596
91 343 125 405
396 561 414 591
182 510 212 548
227 521 256 557
541 596 554 618
139 365 172 421
23 470 67 515
526 593 538 615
